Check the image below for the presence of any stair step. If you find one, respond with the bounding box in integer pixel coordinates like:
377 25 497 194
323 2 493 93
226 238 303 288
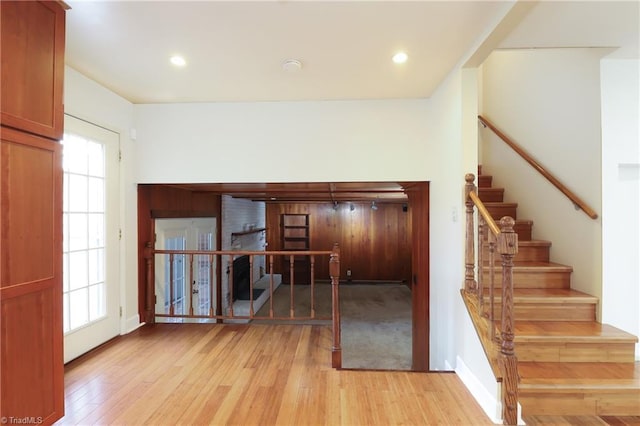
514 321 638 362
514 220 533 241
482 288 596 321
484 202 518 220
518 362 640 416
482 261 573 289
483 239 551 262
478 187 504 203
478 174 493 188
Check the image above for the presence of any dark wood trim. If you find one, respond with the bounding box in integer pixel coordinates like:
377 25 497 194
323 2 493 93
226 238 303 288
137 185 222 323
406 182 430 371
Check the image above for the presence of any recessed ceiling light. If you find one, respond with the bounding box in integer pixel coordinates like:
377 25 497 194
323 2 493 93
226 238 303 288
392 51 408 64
282 59 302 72
170 55 187 67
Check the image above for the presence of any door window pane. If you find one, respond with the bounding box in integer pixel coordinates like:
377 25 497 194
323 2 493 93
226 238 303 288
69 288 89 330
62 133 107 334
68 213 88 251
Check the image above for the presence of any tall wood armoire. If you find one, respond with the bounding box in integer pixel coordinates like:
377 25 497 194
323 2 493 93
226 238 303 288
1 1 68 423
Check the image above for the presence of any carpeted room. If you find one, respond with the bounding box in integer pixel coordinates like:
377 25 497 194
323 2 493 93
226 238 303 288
263 200 415 371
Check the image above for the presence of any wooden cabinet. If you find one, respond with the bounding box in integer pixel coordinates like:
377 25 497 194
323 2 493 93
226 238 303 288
1 1 67 423
1 128 64 422
1 1 67 140
281 214 311 284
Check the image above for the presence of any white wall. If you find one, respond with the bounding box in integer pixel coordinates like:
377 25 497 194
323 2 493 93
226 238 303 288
481 48 606 304
600 58 640 358
422 68 465 370
132 98 472 366
64 66 139 333
133 100 430 183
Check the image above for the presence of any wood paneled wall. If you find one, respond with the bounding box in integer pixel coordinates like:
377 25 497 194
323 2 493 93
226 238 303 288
266 202 411 283
137 185 222 321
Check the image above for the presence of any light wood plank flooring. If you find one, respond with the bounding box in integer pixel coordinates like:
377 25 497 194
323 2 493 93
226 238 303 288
55 323 493 425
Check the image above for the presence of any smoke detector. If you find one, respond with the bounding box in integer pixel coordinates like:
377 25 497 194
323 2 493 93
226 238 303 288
282 59 302 72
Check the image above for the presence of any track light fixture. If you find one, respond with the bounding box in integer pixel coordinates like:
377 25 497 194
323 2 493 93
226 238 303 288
371 201 378 210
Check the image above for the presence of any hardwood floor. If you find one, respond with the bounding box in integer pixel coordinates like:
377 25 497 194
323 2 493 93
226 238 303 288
55 323 493 425
524 415 640 425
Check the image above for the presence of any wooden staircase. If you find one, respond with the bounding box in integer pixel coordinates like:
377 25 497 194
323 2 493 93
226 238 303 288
477 169 640 418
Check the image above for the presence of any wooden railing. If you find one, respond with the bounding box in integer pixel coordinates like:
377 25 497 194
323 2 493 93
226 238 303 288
478 115 598 219
464 174 519 425
143 243 342 368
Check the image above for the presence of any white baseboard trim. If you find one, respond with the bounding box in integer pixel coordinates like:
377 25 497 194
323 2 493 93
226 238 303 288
124 314 143 334
455 356 502 424
455 356 525 425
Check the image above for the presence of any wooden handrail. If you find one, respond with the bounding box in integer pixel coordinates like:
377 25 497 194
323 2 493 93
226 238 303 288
478 115 598 219
469 191 501 236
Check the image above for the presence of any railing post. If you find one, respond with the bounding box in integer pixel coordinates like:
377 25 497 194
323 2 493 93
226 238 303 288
330 243 341 368
269 255 275 319
487 229 498 342
249 255 255 318
497 216 518 425
465 173 478 292
209 254 215 318
144 241 155 324
228 255 234 317
189 254 194 316
169 253 175 316
310 255 316 319
289 255 295 318
477 216 485 312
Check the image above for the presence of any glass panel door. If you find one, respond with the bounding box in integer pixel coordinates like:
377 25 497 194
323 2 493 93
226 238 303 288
62 115 120 363
155 219 217 322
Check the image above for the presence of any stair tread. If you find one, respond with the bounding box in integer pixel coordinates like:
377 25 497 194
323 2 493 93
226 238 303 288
513 321 639 342
484 239 551 247
484 288 598 303
518 362 640 385
482 261 573 271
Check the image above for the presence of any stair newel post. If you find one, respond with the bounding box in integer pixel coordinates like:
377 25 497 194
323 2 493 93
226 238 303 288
330 243 342 369
497 216 519 426
465 173 478 293
144 241 155 324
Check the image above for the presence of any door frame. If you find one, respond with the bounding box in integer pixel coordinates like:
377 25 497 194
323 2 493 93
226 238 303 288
406 182 430 371
62 114 121 363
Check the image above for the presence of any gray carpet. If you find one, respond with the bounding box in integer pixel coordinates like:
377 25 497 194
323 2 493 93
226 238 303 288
254 282 412 371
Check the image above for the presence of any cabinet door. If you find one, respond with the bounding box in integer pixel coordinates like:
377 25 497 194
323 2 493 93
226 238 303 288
1 1 66 140
1 126 64 424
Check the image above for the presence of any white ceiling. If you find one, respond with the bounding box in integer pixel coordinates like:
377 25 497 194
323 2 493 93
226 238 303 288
65 1 639 105
65 1 510 103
